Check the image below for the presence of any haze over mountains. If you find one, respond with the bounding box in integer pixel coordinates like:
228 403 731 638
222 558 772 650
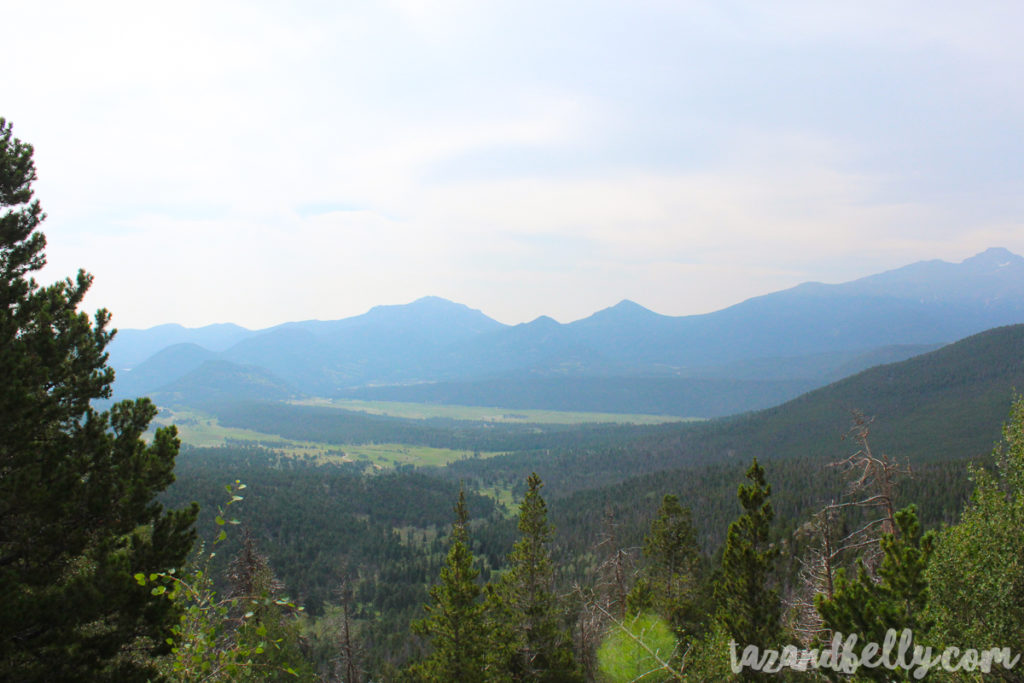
110 248 1024 416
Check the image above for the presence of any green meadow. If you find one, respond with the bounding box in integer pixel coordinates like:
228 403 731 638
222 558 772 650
150 407 490 468
292 397 693 425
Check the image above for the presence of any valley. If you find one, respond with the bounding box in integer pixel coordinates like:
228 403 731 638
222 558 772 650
151 407 495 468
291 397 692 425
9 12 1024 676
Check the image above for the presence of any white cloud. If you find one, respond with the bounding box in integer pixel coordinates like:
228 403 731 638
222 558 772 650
6 1 1024 328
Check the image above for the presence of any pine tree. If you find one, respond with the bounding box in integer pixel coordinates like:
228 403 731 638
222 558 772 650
486 473 582 682
0 117 198 680
409 488 489 682
627 494 706 639
815 505 934 681
714 459 780 655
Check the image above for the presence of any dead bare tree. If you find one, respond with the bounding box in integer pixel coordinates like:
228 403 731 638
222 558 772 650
226 528 283 602
597 507 633 622
574 583 605 682
575 507 639 681
788 505 841 643
787 411 911 644
828 411 909 541
331 567 363 683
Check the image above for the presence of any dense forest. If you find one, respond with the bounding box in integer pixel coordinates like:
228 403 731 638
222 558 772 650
143 419 991 682
7 115 1024 682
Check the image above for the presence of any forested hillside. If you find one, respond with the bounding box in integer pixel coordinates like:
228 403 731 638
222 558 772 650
154 423 992 679
468 324 1021 488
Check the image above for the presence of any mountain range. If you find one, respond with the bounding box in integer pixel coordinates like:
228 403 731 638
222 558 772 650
109 247 1024 416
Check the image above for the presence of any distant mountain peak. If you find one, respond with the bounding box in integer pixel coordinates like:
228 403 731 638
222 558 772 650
366 295 492 317
410 295 456 305
523 315 561 327
795 247 1024 303
609 299 649 312
367 297 438 314
362 296 495 321
571 299 663 327
962 247 1024 268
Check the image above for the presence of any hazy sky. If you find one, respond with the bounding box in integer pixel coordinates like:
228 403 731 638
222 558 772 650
5 1 1024 329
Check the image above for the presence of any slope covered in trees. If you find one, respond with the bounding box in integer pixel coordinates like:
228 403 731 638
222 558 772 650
151 408 1002 680
438 323 1024 497
343 375 819 418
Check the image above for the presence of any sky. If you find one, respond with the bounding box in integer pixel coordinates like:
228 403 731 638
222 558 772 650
4 1 1024 330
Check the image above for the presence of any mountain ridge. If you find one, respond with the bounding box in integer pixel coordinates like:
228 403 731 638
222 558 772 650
110 248 1024 414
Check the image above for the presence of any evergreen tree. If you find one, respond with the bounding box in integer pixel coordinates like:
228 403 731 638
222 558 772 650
714 459 780 654
627 494 706 639
409 488 489 682
815 505 934 682
486 473 582 682
0 117 197 680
